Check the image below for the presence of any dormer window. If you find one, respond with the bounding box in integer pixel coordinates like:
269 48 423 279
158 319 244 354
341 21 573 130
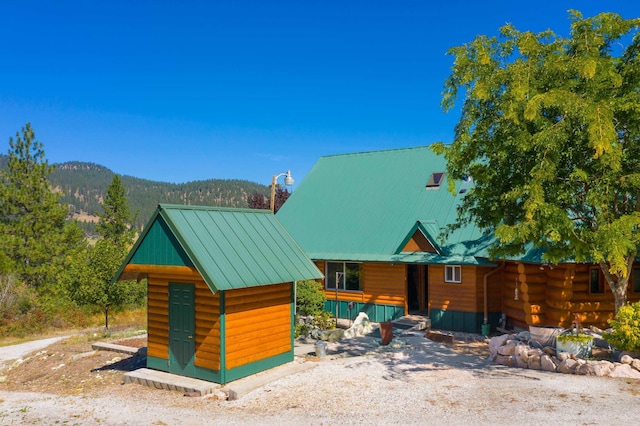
426 172 445 189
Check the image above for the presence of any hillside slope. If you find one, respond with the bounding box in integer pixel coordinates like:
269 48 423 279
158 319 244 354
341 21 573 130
0 155 269 231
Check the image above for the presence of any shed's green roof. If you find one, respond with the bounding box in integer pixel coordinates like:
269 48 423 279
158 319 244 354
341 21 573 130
277 146 496 265
116 204 323 292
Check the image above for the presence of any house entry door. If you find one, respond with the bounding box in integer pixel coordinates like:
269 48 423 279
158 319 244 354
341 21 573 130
407 265 428 313
169 283 196 377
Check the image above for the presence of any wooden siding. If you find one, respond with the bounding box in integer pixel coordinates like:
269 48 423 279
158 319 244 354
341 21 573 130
147 275 169 360
402 231 436 253
319 262 407 310
225 283 292 370
499 262 640 330
194 280 221 371
428 265 479 313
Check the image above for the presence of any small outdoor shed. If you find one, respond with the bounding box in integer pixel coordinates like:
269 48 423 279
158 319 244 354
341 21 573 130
114 204 323 384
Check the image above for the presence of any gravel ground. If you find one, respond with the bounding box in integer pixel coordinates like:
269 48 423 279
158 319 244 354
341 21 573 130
1 329 639 425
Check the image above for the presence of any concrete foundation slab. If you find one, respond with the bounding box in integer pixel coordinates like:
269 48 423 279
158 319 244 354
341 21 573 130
123 368 219 396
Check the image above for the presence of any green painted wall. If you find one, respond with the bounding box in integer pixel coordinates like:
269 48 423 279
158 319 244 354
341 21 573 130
131 217 193 266
324 300 404 323
429 309 501 333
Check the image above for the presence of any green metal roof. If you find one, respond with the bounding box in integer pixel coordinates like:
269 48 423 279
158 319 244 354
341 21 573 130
116 204 323 292
277 146 496 265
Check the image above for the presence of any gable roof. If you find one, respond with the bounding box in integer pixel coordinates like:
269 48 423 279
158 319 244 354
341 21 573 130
115 204 323 293
276 146 495 265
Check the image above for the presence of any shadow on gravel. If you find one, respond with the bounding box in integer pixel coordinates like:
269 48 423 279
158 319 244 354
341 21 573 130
328 331 500 382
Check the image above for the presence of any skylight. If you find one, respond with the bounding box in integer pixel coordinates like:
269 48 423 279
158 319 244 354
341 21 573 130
426 172 445 189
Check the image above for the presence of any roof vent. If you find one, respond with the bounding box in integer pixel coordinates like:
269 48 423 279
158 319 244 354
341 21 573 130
426 172 445 189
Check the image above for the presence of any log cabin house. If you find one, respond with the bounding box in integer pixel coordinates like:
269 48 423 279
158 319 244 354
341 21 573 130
114 204 322 384
276 147 640 333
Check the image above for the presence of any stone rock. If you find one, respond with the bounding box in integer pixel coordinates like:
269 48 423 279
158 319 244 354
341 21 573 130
515 344 530 361
558 358 579 374
527 351 542 370
610 364 640 379
620 354 634 365
516 331 531 341
494 354 515 367
540 355 557 372
497 341 517 356
557 351 570 362
620 350 640 360
576 360 613 377
632 359 640 372
543 347 556 356
593 337 609 348
488 334 511 359
320 329 345 342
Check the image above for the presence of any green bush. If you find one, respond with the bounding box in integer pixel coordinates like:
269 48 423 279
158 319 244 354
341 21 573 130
604 301 640 352
296 280 326 316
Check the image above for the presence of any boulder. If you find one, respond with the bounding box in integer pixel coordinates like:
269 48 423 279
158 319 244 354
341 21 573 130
632 359 640 372
540 355 557 372
494 354 515 367
610 364 640 379
319 329 345 342
576 360 613 377
556 351 571 362
515 344 530 361
489 334 511 359
527 351 542 370
620 354 634 365
557 358 579 374
497 341 517 356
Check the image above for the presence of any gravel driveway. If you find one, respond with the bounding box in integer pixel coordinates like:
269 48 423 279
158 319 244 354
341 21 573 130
0 336 69 362
1 329 639 425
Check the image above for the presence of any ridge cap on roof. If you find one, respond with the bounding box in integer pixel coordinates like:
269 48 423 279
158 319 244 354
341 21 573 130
319 145 433 159
158 204 272 214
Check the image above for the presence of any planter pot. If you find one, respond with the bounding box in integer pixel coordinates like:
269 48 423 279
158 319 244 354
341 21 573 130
380 322 393 346
556 336 593 358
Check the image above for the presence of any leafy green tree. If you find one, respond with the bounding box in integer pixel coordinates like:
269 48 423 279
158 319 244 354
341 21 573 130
73 175 139 330
0 123 83 290
71 238 133 330
433 11 640 313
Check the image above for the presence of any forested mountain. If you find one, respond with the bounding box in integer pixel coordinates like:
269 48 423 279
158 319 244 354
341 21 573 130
0 155 269 233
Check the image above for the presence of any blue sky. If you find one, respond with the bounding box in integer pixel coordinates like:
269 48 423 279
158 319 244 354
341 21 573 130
1 1 638 186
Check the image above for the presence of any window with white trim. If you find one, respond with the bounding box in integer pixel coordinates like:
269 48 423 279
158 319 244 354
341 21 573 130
326 262 362 291
445 265 462 283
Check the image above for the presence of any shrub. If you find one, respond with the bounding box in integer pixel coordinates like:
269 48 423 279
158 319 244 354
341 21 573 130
296 280 326 316
604 301 640 352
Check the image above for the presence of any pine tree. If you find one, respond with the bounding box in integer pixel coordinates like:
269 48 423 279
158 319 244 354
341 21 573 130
0 123 81 290
97 175 137 247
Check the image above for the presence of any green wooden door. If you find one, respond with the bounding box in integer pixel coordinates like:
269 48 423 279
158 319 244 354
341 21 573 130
169 283 195 377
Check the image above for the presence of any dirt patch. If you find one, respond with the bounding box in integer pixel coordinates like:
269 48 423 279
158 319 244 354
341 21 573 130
0 332 490 398
0 335 148 397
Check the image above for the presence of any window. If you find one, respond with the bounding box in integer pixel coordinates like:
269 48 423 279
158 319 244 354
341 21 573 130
326 262 362 291
633 268 640 293
590 267 605 294
426 172 445 189
445 265 462 283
